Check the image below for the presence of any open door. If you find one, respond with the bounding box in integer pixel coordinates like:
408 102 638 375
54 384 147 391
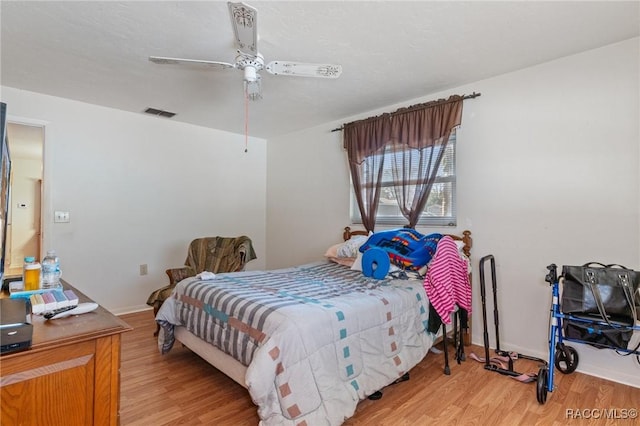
5 123 43 277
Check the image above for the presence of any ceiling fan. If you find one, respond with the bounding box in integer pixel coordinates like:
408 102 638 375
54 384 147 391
149 1 342 101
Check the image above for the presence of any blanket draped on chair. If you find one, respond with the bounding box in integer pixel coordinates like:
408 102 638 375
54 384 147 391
186 235 257 275
146 236 256 308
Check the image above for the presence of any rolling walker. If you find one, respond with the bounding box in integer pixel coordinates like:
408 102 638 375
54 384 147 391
537 263 639 404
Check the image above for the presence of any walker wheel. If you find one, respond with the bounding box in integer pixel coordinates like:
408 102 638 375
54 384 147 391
536 367 548 404
554 345 579 374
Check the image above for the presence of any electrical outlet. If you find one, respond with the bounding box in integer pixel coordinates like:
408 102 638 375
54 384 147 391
54 211 70 223
139 264 148 276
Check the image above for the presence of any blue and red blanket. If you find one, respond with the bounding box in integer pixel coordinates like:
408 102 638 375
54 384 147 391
359 228 442 270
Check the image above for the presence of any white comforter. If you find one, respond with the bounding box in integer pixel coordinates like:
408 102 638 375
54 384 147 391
156 262 435 425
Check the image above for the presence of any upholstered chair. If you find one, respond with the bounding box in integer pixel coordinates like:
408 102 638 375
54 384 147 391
147 236 256 335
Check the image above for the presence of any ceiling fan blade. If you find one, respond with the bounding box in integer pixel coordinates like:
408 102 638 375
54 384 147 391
149 56 236 70
265 61 342 78
228 2 258 56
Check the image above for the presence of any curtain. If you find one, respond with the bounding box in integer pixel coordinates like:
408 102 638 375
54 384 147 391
344 95 463 230
388 98 463 227
343 115 391 232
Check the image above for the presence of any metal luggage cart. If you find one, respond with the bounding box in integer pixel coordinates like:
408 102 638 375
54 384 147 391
537 264 640 404
477 255 548 398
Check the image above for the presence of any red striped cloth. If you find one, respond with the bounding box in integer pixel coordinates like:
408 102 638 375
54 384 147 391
423 236 471 324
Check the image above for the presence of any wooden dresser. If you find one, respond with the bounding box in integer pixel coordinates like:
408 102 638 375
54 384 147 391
0 282 131 426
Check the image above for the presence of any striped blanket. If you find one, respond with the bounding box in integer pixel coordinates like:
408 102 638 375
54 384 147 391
156 261 434 425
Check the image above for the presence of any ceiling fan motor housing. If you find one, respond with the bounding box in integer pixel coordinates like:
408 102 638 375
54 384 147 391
236 52 264 82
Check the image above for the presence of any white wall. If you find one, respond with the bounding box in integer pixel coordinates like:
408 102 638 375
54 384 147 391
1 86 267 314
266 38 640 386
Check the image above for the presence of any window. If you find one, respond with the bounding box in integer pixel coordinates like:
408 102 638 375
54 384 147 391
350 133 456 227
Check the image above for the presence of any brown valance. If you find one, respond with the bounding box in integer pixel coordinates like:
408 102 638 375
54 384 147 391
342 93 476 164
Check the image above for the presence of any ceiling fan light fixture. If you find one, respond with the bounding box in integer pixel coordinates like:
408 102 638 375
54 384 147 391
243 65 258 82
244 77 262 101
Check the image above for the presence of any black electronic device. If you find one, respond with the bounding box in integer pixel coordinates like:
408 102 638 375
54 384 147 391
0 298 33 354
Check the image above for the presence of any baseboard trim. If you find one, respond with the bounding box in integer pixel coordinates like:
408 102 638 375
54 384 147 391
113 305 153 316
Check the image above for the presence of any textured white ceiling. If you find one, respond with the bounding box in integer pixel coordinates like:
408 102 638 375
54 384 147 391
1 1 639 138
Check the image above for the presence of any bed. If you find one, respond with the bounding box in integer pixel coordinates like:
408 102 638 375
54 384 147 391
155 227 472 425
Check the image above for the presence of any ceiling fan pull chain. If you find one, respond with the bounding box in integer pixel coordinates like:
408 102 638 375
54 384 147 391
244 83 249 153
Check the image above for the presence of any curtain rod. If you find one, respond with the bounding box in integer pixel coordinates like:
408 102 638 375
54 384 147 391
331 92 481 132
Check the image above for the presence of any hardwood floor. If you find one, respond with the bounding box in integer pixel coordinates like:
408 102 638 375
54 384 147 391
119 311 640 425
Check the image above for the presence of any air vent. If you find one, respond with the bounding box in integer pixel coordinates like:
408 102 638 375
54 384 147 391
143 107 176 118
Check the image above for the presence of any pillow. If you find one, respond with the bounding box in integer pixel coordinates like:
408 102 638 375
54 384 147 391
328 256 356 267
361 248 390 279
324 235 368 260
453 239 471 273
336 235 368 258
350 252 364 271
324 241 357 268
324 243 343 259
455 240 466 255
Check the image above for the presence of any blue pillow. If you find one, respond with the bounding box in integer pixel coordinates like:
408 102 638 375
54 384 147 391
361 248 390 279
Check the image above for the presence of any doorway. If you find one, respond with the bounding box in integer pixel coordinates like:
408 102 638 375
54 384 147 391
4 123 43 277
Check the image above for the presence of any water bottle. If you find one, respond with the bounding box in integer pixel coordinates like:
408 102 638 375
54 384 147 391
41 250 61 289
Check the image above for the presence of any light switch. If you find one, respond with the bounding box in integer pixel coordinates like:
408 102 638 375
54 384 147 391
54 211 70 223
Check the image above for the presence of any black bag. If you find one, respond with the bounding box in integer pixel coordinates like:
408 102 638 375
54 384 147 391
561 263 639 326
564 319 632 349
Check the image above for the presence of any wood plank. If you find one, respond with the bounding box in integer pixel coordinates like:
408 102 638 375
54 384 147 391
119 311 640 425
